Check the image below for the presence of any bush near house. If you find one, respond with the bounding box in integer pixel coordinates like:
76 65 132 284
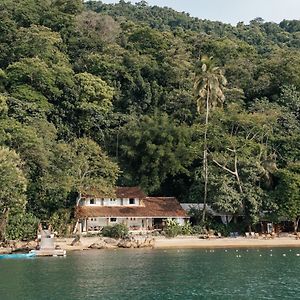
101 223 129 239
164 219 194 237
49 209 72 236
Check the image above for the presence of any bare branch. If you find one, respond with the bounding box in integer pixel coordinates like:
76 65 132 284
212 158 236 176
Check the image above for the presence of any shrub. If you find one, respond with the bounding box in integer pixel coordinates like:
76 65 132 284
164 219 181 238
192 225 207 235
101 223 129 239
49 209 72 236
181 222 193 235
6 212 39 241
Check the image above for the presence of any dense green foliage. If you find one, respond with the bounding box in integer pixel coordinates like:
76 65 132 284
164 219 194 237
0 0 299 239
101 223 129 239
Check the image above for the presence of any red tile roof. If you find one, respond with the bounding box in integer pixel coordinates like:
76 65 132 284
116 187 146 199
82 186 146 199
76 197 188 218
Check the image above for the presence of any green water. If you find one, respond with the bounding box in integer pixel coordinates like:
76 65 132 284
0 248 300 300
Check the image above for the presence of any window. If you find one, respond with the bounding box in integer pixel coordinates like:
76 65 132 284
129 198 135 205
90 199 95 205
110 218 117 222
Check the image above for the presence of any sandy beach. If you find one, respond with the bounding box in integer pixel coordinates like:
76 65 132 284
154 236 300 249
53 235 300 251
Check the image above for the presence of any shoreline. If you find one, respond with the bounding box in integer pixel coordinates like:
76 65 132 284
2 236 300 254
56 236 300 251
153 236 300 249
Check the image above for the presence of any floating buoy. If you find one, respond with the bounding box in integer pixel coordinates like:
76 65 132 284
283 254 286 257
259 254 262 257
296 254 300 256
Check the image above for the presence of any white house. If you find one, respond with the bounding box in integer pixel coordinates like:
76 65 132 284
75 187 188 233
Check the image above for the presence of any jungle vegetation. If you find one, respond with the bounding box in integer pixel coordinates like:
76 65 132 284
0 0 299 239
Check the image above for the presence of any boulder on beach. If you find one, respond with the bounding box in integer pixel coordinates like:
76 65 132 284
89 240 118 249
89 241 107 249
117 240 133 248
103 238 118 246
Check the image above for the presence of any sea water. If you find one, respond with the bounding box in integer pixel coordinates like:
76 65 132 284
0 248 299 299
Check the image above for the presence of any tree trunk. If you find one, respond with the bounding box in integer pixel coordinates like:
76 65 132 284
202 89 210 223
294 218 299 233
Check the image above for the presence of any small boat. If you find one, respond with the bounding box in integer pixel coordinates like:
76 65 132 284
0 252 36 259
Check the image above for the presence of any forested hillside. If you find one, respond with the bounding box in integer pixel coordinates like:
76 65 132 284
0 0 299 239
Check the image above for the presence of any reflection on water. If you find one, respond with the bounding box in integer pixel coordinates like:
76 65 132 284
0 248 299 299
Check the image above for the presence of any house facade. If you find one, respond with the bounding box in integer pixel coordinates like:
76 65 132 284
75 187 188 233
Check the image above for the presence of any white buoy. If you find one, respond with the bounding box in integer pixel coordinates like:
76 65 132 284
283 254 286 257
259 254 262 257
296 254 300 256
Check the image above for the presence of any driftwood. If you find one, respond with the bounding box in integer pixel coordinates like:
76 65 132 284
71 235 81 246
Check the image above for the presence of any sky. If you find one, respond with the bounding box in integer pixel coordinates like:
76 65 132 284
101 0 300 25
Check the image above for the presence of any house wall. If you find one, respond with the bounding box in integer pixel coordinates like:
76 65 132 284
80 197 141 207
176 218 186 225
81 217 187 232
83 217 153 231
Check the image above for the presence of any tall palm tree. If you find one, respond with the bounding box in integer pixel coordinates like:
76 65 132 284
193 56 227 222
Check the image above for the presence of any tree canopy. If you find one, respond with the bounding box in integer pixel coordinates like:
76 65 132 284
0 0 299 238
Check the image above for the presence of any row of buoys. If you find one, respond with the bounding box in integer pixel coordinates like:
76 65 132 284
202 248 300 256
235 253 300 257
163 249 300 255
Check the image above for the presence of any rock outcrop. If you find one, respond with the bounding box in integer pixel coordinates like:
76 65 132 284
88 236 155 250
117 236 155 249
